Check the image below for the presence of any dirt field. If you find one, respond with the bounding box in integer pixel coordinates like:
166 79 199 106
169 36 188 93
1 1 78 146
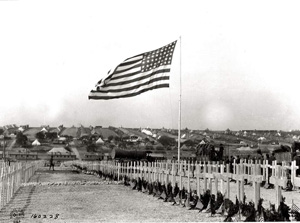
0 167 299 223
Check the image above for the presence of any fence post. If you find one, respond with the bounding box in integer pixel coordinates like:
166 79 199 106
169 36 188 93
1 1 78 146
6 165 11 205
154 161 156 182
161 161 164 184
142 161 144 180
159 161 162 182
1 166 5 208
203 162 207 192
196 162 200 197
128 161 131 180
136 161 139 180
156 161 159 183
121 162 124 180
214 161 219 196
126 162 128 179
208 161 212 192
220 163 224 194
146 162 149 183
10 165 15 200
262 159 266 182
117 162 120 181
125 162 127 180
151 162 154 183
139 161 141 179
240 163 244 201
134 161 137 180
165 161 169 186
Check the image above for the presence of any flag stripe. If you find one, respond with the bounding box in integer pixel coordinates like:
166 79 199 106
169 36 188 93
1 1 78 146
109 67 141 79
91 78 169 96
89 83 169 100
99 56 143 84
110 70 141 81
102 68 170 87
124 54 143 62
92 76 169 93
116 60 141 71
114 63 141 74
113 55 143 73
103 72 170 91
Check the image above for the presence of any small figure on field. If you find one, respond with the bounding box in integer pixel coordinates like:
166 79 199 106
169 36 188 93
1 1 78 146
246 155 251 161
236 155 240 164
49 154 55 171
265 153 269 162
269 152 276 163
218 144 224 161
256 149 263 161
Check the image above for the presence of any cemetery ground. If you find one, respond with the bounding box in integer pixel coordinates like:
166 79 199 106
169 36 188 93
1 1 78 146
1 166 300 223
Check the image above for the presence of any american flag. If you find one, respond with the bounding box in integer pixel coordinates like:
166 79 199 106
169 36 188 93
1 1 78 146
89 41 177 100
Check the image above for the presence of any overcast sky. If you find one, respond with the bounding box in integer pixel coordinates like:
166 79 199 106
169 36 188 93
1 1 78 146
1 0 300 131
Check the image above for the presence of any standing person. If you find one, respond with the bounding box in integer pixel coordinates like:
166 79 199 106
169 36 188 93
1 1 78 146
269 152 276 163
265 153 270 162
246 155 251 161
209 145 216 161
49 154 55 171
236 155 240 164
257 149 263 161
218 144 224 161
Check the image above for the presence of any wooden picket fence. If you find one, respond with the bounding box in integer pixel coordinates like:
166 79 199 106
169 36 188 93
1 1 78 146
68 159 299 210
0 161 44 210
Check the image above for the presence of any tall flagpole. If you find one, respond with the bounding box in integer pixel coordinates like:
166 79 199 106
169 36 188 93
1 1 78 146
178 36 182 163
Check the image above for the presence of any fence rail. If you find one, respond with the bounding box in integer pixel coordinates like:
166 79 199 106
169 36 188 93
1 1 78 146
66 159 300 210
0 161 44 210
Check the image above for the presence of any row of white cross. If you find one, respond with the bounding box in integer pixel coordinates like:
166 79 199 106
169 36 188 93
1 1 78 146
70 158 300 210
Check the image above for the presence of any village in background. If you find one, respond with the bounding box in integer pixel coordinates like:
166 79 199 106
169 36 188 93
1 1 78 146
0 124 299 165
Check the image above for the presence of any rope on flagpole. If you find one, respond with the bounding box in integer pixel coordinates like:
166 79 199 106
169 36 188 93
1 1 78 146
168 87 175 133
178 36 182 163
